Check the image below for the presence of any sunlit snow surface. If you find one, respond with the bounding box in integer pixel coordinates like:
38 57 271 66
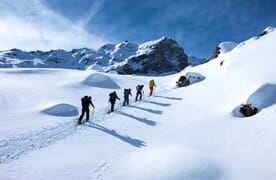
0 28 276 180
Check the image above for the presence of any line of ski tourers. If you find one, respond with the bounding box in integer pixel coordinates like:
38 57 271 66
77 79 156 125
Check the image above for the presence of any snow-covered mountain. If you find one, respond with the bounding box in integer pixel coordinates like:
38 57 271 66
0 27 276 180
116 37 188 74
0 37 190 74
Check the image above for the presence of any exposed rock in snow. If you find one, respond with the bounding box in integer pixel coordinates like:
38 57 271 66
258 26 275 37
209 42 238 60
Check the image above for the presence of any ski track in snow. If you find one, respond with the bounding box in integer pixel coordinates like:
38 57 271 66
91 161 110 179
0 120 81 164
0 104 123 164
0 94 162 164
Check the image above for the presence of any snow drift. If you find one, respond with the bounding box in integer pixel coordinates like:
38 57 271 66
82 73 120 89
42 103 79 117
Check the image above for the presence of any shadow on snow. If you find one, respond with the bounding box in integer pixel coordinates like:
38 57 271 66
86 123 146 148
143 100 171 107
154 95 183 101
115 111 157 126
128 105 162 114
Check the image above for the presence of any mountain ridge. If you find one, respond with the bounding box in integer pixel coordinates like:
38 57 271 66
0 37 203 74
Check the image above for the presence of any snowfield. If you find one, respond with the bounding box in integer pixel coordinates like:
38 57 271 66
0 28 276 180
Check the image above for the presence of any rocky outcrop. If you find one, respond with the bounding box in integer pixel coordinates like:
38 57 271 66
209 42 238 60
258 27 275 37
209 46 221 60
116 37 188 74
0 37 190 74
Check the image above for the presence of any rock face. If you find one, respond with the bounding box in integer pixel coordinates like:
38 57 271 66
117 37 188 74
209 42 238 60
0 37 189 74
209 46 221 60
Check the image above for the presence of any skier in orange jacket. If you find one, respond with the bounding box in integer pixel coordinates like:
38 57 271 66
149 79 156 96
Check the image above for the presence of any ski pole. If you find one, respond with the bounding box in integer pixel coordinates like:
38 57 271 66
91 108 95 122
119 100 122 111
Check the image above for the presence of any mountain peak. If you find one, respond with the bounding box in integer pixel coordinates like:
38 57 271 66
117 37 188 75
0 37 199 74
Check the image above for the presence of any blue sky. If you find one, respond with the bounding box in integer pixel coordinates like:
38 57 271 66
0 0 275 58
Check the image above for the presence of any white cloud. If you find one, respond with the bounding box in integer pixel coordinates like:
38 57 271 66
78 0 106 28
0 0 107 51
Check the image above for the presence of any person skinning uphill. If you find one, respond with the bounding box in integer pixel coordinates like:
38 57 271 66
123 88 132 106
109 91 120 112
135 84 144 101
149 79 156 96
78 96 95 125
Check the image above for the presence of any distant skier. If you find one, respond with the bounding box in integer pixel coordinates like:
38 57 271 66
78 96 95 125
123 88 132 106
135 84 144 101
109 91 120 112
149 79 156 96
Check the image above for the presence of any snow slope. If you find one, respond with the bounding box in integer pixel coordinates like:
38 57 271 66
0 28 276 180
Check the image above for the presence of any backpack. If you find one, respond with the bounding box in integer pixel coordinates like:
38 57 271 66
109 92 116 101
149 80 155 87
124 89 129 96
136 85 141 91
81 96 89 107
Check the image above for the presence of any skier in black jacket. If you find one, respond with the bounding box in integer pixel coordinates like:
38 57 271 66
135 85 144 101
123 88 132 106
109 91 120 112
78 96 95 124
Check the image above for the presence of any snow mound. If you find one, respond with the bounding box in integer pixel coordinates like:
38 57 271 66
186 72 206 85
42 103 78 117
82 73 120 89
232 83 276 117
247 83 276 110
